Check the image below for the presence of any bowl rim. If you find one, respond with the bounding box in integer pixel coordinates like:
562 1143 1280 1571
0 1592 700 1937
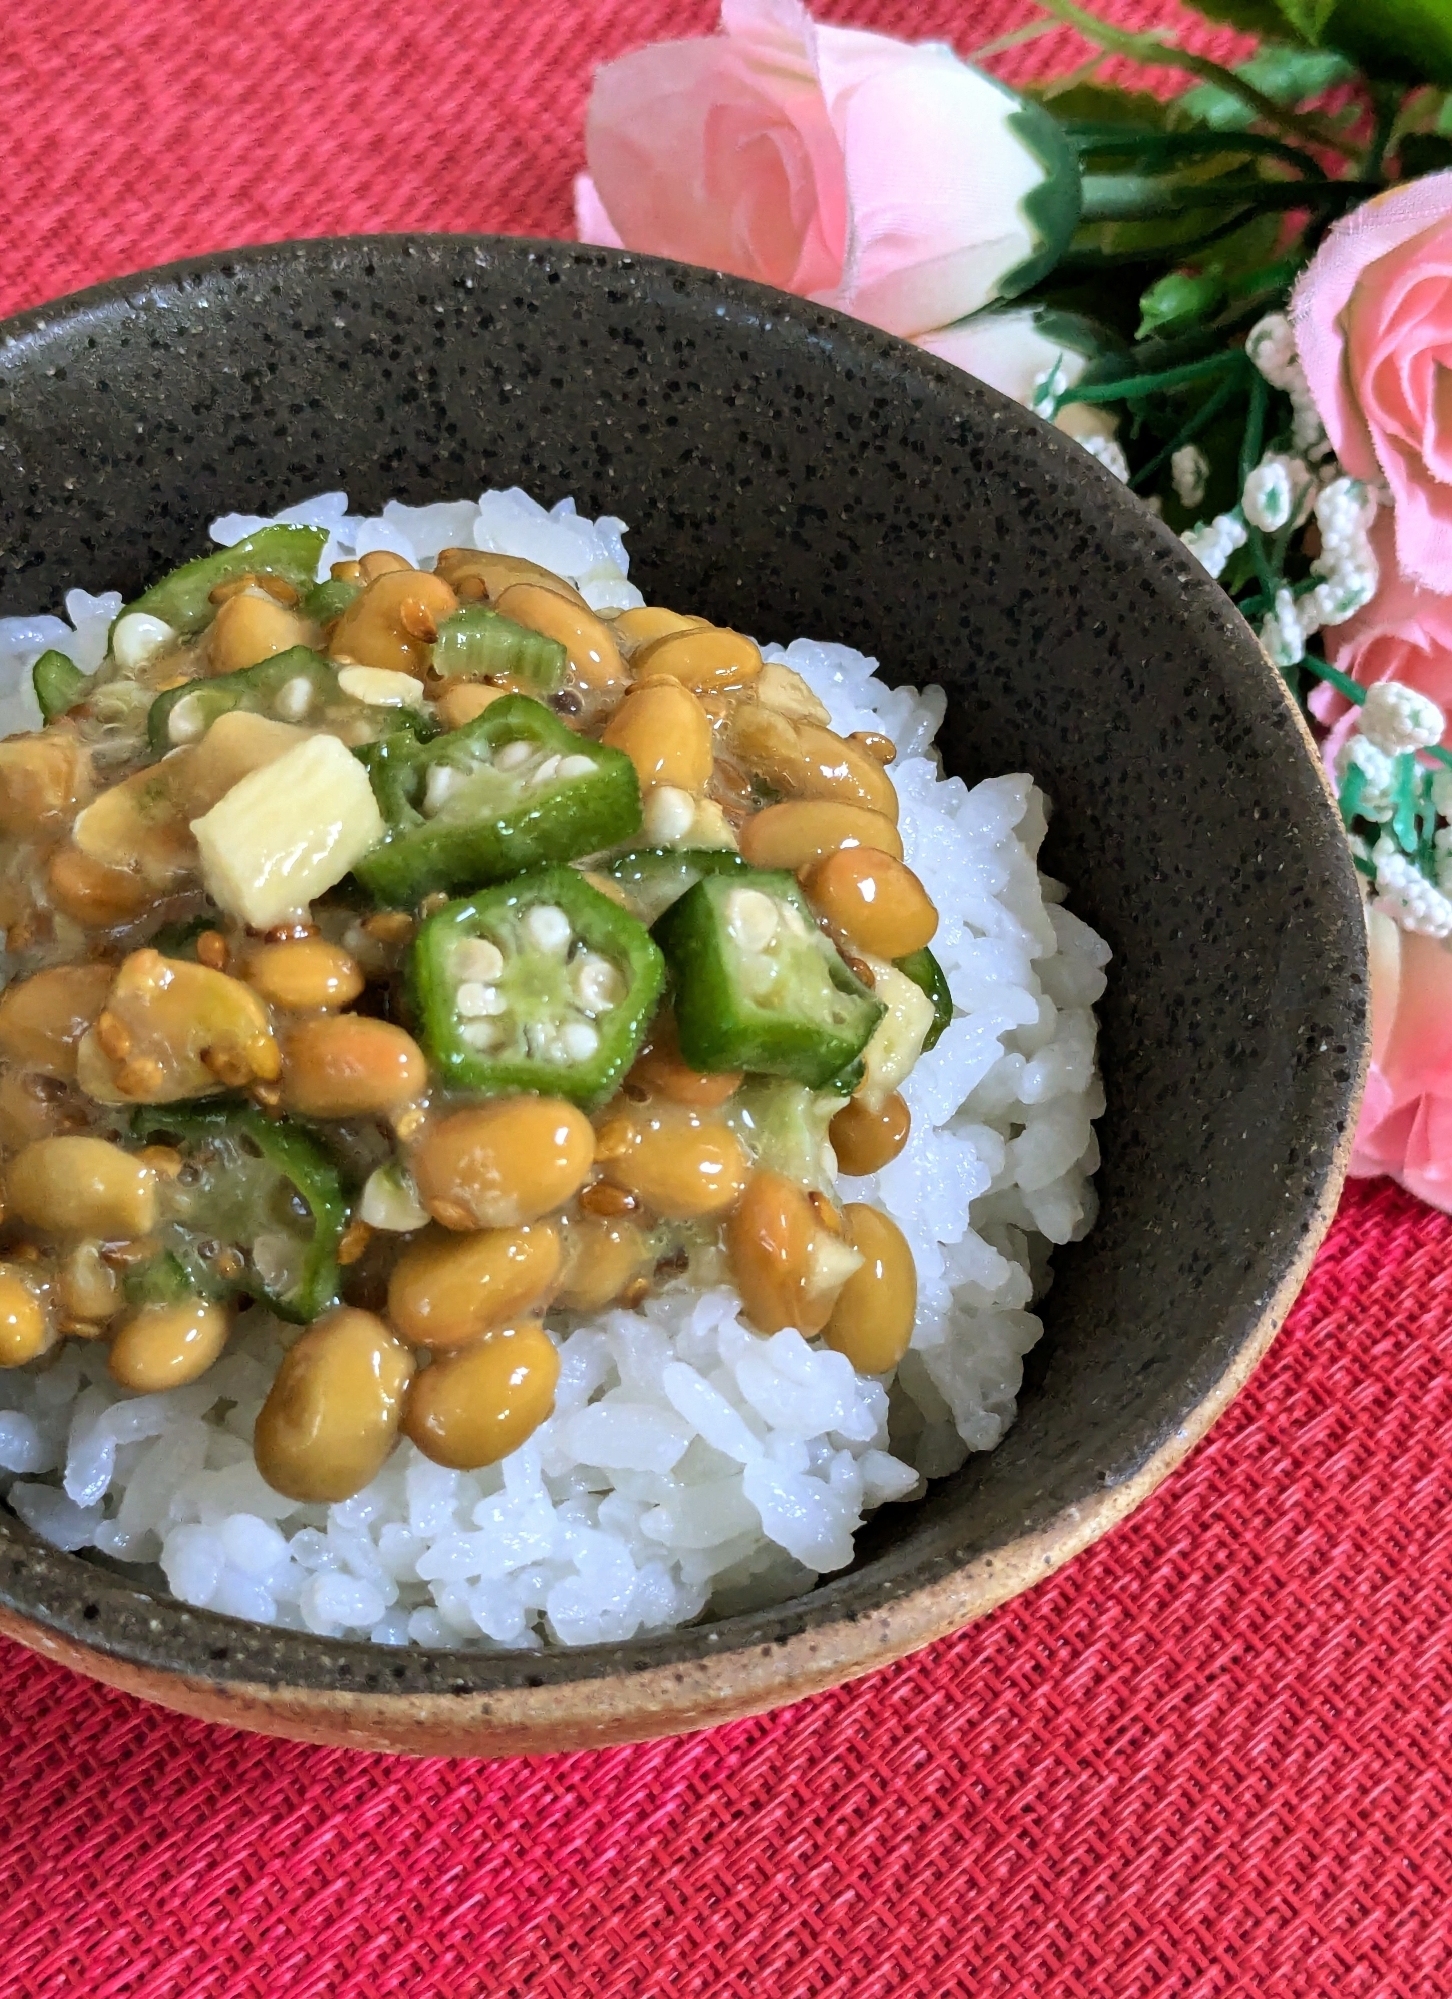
0 233 1366 1756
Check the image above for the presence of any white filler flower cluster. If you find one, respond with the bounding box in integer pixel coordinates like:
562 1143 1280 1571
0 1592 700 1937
1179 316 1378 667
1334 681 1452 937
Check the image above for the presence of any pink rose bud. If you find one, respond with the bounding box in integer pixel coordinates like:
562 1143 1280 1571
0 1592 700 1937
575 0 1079 373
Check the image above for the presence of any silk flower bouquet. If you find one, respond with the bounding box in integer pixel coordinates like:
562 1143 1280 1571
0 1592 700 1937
576 0 1452 1215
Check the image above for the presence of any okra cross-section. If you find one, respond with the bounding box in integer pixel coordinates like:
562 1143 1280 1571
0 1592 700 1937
146 645 436 754
124 524 328 638
128 1103 347 1324
654 869 885 1088
603 846 749 925
431 604 567 695
355 693 641 905
410 866 666 1108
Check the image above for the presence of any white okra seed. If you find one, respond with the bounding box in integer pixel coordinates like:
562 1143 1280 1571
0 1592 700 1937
643 786 695 844
570 953 621 1015
561 1022 600 1061
456 982 507 1019
524 905 572 954
454 937 505 982
167 692 208 744
557 754 597 779
495 738 535 771
725 887 781 952
274 674 315 721
424 764 462 813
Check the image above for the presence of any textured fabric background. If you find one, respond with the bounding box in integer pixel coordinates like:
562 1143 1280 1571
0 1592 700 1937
4 5 1449 1996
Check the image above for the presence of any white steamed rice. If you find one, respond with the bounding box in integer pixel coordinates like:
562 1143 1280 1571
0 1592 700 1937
0 485 1109 1650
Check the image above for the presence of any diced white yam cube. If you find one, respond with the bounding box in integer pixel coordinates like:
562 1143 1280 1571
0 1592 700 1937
857 959 934 1113
192 733 384 930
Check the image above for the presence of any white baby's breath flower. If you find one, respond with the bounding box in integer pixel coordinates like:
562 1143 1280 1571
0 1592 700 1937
1359 681 1445 755
1241 453 1313 533
1308 476 1378 626
1261 585 1306 668
1334 733 1397 821
1077 433 1130 482
1374 837 1452 939
1170 443 1208 509
1181 509 1247 579
1246 312 1330 460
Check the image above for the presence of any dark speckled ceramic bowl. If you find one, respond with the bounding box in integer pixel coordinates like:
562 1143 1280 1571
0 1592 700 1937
0 237 1364 1757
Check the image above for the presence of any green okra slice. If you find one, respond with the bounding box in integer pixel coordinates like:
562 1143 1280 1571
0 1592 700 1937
33 650 88 721
356 693 641 906
302 577 362 626
431 604 567 695
653 869 885 1088
603 846 749 926
895 946 953 1051
124 525 328 638
410 865 665 1108
146 645 433 754
129 1103 347 1324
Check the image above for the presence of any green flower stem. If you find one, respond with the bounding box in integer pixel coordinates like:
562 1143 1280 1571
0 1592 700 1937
1025 0 1351 153
1247 524 1279 604
1057 208 1273 270
1302 656 1365 706
1079 176 1378 223
1064 126 1328 180
1363 84 1403 183
1128 369 1246 493
1060 349 1243 414
1339 760 1367 830
1238 370 1268 492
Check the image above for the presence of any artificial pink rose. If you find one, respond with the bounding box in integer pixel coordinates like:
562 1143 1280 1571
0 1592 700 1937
1309 513 1452 741
576 0 1078 353
1292 173 1452 595
1350 911 1452 1212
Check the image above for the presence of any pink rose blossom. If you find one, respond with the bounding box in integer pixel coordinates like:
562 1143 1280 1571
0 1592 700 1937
1350 910 1452 1213
1292 173 1452 594
576 0 1076 362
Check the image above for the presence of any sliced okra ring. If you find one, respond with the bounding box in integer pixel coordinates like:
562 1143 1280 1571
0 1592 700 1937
410 864 666 1108
122 524 328 640
430 604 568 695
129 1104 347 1324
653 867 885 1088
356 692 641 905
602 846 750 926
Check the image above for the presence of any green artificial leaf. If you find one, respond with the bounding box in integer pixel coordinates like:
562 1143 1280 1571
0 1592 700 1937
1041 82 1175 130
1137 270 1227 338
1178 44 1355 130
1324 0 1452 85
1399 132 1452 175
997 99 1084 299
1183 0 1313 39
1276 0 1337 39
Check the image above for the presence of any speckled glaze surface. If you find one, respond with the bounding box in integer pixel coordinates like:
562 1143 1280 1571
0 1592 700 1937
0 237 1366 1755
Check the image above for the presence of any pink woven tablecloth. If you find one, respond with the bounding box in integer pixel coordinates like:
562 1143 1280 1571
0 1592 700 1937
4 5 1450 1994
